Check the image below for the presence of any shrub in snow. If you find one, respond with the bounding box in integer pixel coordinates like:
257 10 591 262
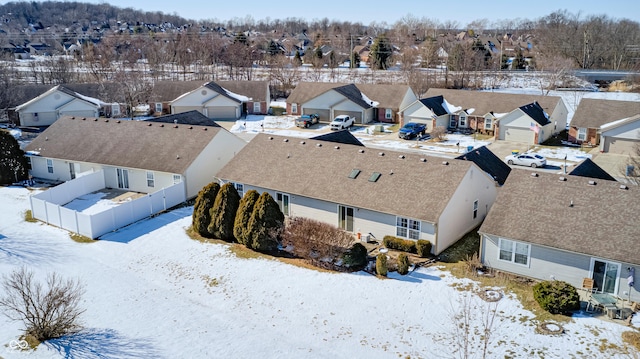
397 253 410 275
376 254 388 277
0 130 29 185
342 243 368 269
234 190 259 245
383 236 416 253
532 280 580 315
282 217 355 266
192 182 220 237
208 183 240 242
416 240 432 258
246 192 284 253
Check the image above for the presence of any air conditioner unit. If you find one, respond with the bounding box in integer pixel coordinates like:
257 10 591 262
361 234 371 243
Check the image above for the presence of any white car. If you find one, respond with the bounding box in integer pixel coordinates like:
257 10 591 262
505 153 547 168
330 115 354 130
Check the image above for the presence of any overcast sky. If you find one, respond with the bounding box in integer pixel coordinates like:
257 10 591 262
80 0 640 26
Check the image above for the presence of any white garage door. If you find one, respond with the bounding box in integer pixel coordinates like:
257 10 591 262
605 137 639 154
206 106 237 119
505 127 534 144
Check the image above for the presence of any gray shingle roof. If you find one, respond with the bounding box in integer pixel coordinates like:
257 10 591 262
455 146 511 185
479 169 640 265
25 116 223 174
420 96 449 116
216 133 475 223
570 98 640 129
287 82 413 110
145 111 221 127
519 102 551 126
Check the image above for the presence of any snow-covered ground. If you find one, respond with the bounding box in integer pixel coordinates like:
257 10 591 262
0 185 638 358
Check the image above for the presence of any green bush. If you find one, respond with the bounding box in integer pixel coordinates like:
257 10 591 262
192 182 220 237
343 243 368 269
0 130 29 185
208 183 240 242
376 254 388 277
234 190 259 245
397 253 410 275
382 236 416 253
416 240 432 257
532 280 580 315
246 192 284 252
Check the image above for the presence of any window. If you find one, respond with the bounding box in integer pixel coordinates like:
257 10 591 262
253 102 261 113
46 159 53 174
590 259 620 294
27 157 32 170
385 108 392 120
338 205 354 232
112 104 120 116
396 217 420 240
449 116 457 128
473 200 478 219
146 171 155 187
498 238 530 266
117 168 129 189
368 172 381 182
348 169 361 179
459 115 467 127
276 192 290 216
291 103 298 114
484 117 492 130
234 183 244 197
155 103 163 113
577 127 587 141
173 174 182 184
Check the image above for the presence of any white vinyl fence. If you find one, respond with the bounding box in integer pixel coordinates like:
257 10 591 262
30 170 186 239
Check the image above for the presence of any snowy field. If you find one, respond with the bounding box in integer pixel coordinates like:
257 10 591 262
0 185 638 359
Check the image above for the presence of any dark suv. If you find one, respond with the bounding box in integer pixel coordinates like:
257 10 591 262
398 122 427 139
295 114 320 128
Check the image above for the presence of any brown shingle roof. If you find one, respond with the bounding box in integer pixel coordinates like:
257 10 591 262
424 88 561 116
25 116 222 174
570 98 640 128
287 82 413 110
479 169 640 265
216 133 474 222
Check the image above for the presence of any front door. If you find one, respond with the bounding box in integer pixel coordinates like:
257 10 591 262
591 259 620 294
117 168 129 189
69 163 76 179
338 205 354 232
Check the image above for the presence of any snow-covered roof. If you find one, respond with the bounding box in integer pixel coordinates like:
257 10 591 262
225 89 250 102
442 99 461 113
361 92 379 107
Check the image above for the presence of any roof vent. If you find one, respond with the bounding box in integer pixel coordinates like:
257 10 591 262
569 200 574 208
202 127 207 131
160 124 164 127
398 155 405 159
174 119 178 124
559 176 567 181
283 138 288 142
81 118 86 120
358 149 365 153
268 136 273 140
173 125 178 128
116 120 121 123
334 146 340 150
620 184 629 190
71 116 75 120
188 126 193 129
442 161 449 165
531 173 538 177
94 118 99 121
378 152 385 156
316 143 322 147
147 123 152 126
389 170 394 175
176 155 180 159
588 180 597 186
104 119 109 122
420 158 427 162
300 141 305 145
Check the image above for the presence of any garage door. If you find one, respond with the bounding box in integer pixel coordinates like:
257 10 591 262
206 106 237 120
303 108 330 122
334 110 362 124
505 127 534 144
605 137 639 154
410 117 433 132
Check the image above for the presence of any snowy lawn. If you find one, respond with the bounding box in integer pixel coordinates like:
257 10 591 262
1 186 638 358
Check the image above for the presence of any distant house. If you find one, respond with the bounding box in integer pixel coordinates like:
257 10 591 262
14 85 103 127
568 99 640 146
286 82 417 124
479 170 640 303
216 133 499 255
598 114 640 155
455 146 512 186
400 95 455 132
496 101 565 144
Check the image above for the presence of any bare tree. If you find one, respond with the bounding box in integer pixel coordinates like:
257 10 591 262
445 293 500 359
0 267 85 342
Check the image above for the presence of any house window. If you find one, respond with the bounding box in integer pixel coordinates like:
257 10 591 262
498 238 530 266
253 102 261 113
276 192 290 216
27 157 32 170
155 103 163 113
590 258 620 294
112 104 120 116
291 103 298 114
116 168 129 189
459 115 467 127
396 217 420 240
449 116 457 128
473 200 478 219
173 174 181 184
338 205 354 232
577 127 587 141
46 159 53 174
385 109 392 120
484 118 492 130
146 171 155 188
234 183 244 197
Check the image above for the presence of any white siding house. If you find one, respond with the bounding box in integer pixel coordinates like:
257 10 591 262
15 85 102 127
170 82 246 120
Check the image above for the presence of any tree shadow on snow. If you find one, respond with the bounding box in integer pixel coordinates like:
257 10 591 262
389 270 442 283
45 328 162 359
98 207 191 244
0 233 66 265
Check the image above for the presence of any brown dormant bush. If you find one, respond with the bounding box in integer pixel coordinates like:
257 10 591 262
282 217 355 265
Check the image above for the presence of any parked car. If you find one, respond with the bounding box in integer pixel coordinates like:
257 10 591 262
398 122 427 139
330 115 354 130
295 114 319 128
505 153 547 168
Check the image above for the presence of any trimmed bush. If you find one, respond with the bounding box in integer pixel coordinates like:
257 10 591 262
397 253 410 275
208 183 240 242
532 280 580 315
383 236 416 253
0 130 29 185
234 190 259 245
416 240 432 257
192 182 220 237
343 243 368 269
246 192 284 252
376 254 388 277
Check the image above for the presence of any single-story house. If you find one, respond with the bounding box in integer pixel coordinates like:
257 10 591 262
598 114 640 155
400 95 456 132
569 99 640 146
495 101 561 144
286 82 417 124
423 88 568 136
479 169 640 302
216 133 500 255
25 115 246 199
14 85 104 127
169 81 270 120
